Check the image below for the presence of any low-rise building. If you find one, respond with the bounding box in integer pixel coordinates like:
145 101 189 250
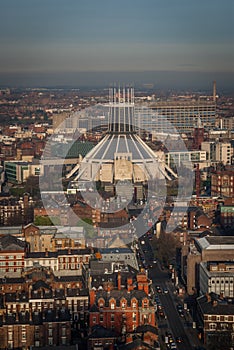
211 166 234 198
25 248 92 276
183 236 234 295
89 272 156 336
200 261 234 297
0 265 89 349
197 293 234 348
0 235 27 278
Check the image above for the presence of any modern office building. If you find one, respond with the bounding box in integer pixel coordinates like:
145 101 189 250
136 100 216 135
183 236 234 294
164 150 207 168
200 261 234 297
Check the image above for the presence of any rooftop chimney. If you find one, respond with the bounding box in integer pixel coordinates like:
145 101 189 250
118 272 121 291
90 289 96 306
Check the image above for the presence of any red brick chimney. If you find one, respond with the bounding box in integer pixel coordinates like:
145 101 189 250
137 272 149 294
143 283 149 295
127 277 133 292
118 272 121 291
90 289 96 306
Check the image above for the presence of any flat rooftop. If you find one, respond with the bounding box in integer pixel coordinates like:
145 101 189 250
196 236 234 251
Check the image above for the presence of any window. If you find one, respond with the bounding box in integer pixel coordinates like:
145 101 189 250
209 323 216 330
110 302 115 310
221 323 228 330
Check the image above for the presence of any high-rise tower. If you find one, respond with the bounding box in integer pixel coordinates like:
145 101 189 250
213 80 217 103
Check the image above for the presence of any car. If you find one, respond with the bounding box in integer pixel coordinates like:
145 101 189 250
176 304 183 310
170 343 177 350
159 310 166 318
156 285 162 293
163 288 169 294
179 310 185 317
176 304 183 312
175 336 183 343
153 259 157 264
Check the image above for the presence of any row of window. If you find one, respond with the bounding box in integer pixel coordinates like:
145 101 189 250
208 322 233 330
207 315 233 322
0 255 23 260
100 299 148 310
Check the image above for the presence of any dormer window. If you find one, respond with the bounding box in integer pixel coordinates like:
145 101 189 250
121 301 126 309
99 299 104 309
110 300 115 310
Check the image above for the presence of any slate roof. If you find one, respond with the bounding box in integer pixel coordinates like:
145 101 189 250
118 338 155 350
135 324 158 335
99 247 134 254
197 293 234 315
89 325 117 339
94 289 153 307
0 234 26 251
26 248 92 259
32 280 51 291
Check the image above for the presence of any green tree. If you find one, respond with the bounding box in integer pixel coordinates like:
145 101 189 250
151 231 179 267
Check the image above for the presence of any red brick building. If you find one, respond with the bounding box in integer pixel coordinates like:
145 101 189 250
211 167 234 198
0 265 89 348
0 235 27 277
89 272 156 336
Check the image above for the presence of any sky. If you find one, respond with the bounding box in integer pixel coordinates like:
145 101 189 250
0 0 233 89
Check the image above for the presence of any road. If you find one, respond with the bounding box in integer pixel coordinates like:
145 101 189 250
138 234 204 350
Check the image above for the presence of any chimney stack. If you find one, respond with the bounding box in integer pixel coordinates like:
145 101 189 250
127 277 133 293
118 272 121 291
90 289 96 306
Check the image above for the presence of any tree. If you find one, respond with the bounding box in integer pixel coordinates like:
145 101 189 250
151 231 180 267
24 176 40 198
